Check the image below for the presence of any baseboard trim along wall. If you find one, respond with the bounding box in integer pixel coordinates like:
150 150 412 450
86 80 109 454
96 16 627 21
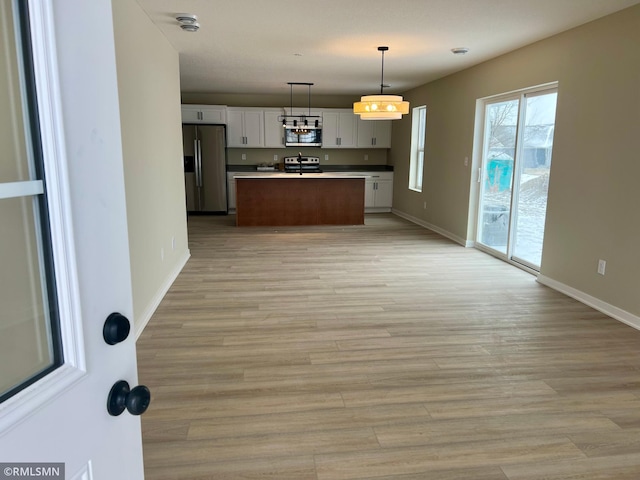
537 275 640 332
391 209 474 247
135 249 190 339
391 209 640 331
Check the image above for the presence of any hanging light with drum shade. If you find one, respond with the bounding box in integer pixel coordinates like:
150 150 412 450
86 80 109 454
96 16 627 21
353 46 409 120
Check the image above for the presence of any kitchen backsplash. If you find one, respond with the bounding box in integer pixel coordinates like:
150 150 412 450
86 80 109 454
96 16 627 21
226 148 387 166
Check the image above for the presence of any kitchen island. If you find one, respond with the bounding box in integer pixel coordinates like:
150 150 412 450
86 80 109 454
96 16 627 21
234 173 366 226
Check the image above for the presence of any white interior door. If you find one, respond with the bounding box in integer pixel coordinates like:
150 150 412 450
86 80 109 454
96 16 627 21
0 1 146 478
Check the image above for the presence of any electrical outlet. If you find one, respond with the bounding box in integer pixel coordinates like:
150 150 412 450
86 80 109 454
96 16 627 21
364 154 369 161
597 259 606 275
324 154 329 161
423 202 427 209
273 154 278 161
241 153 246 160
171 236 176 251
464 156 469 167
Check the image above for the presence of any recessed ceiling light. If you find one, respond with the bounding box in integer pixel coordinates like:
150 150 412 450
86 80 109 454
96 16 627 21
451 47 469 55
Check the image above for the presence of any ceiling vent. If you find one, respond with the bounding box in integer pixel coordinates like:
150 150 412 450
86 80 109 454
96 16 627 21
176 13 199 32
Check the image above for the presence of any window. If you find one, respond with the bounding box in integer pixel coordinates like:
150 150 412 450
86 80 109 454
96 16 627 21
0 0 63 403
408 105 426 191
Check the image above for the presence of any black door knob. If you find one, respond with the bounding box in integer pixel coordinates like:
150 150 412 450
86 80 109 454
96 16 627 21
103 313 131 345
107 380 151 416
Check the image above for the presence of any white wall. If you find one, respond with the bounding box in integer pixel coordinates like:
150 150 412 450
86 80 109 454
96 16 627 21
390 5 640 320
112 0 189 335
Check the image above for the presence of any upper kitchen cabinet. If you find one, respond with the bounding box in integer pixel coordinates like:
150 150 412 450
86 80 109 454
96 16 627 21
263 108 285 148
322 110 357 148
357 118 392 148
227 107 264 147
181 104 227 124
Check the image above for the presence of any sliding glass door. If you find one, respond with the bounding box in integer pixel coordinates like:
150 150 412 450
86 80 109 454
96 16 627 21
477 87 557 271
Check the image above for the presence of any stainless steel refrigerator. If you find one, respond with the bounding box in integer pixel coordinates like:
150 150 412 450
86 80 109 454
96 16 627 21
182 124 227 213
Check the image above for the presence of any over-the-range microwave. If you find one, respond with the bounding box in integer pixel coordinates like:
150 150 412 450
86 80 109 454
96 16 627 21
284 124 322 147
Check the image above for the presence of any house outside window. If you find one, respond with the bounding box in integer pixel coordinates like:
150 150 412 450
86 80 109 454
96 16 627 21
409 105 426 192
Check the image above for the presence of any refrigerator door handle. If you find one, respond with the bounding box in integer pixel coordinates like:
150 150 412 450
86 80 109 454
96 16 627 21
196 139 203 210
193 139 200 186
195 139 203 187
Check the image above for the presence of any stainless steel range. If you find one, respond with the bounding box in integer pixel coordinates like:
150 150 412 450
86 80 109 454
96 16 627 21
283 155 322 174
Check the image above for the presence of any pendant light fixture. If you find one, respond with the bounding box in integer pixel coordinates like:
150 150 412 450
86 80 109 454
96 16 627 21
354 46 409 120
280 82 321 134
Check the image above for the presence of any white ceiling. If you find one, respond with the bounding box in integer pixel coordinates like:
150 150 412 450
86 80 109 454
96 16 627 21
135 0 640 97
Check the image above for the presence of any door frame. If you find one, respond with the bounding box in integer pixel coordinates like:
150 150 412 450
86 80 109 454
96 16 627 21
471 82 558 274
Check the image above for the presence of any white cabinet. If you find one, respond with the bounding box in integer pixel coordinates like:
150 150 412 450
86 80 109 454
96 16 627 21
364 172 394 212
227 173 236 212
181 104 226 124
322 110 357 148
357 119 392 148
227 108 264 147
263 109 285 148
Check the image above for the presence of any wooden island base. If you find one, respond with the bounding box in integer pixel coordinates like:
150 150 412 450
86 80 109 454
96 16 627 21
235 177 365 226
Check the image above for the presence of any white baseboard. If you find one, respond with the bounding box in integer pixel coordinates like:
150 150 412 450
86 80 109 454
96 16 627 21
392 210 640 330
537 275 640 331
135 249 190 339
392 209 474 247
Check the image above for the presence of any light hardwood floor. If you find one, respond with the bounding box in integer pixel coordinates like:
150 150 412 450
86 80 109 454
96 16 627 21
137 214 640 479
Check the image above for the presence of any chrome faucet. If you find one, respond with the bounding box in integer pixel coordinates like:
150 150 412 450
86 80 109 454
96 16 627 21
297 152 303 175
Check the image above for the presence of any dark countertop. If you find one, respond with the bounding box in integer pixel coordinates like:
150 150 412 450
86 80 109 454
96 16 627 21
227 164 393 172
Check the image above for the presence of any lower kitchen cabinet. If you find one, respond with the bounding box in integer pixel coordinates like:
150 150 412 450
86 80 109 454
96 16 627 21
227 173 237 212
364 172 393 212
227 171 393 214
